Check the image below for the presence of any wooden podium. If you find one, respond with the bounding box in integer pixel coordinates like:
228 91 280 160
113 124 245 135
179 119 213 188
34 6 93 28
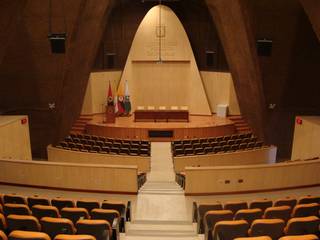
105 105 116 123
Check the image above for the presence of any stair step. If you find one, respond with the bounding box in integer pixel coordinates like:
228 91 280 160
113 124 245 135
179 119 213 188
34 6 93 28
234 123 249 127
126 222 197 237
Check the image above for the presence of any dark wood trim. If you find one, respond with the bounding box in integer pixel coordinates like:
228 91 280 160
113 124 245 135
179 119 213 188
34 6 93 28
185 184 320 196
0 182 138 195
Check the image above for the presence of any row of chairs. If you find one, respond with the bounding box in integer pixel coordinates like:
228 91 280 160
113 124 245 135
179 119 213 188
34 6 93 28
172 132 253 145
1 216 114 240
1 230 319 240
69 133 150 146
193 196 320 234
1 208 121 240
0 194 130 232
172 141 264 156
205 215 320 240
56 142 150 157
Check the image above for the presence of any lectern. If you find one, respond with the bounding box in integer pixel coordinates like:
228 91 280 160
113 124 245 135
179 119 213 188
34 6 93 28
105 105 116 123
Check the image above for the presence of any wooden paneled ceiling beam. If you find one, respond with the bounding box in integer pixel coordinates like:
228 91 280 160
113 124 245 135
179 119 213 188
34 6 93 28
205 0 267 140
300 0 320 42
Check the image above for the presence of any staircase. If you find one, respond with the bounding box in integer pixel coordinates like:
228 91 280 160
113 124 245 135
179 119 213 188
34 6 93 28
123 142 201 240
228 115 251 133
70 115 93 134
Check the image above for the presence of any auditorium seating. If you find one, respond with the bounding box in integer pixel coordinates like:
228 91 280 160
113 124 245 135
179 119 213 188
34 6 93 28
171 132 265 156
57 134 151 157
8 230 50 240
7 215 41 232
0 230 6 240
194 195 320 240
212 220 249 240
0 193 130 239
40 217 76 239
54 234 96 240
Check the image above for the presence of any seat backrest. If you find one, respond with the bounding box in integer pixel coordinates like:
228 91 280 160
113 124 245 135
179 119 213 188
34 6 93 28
234 237 272 240
234 208 263 225
249 219 285 240
54 234 96 240
90 209 119 226
51 199 75 212
76 201 100 214
285 216 320 235
197 203 223 233
101 201 126 217
0 213 7 231
3 204 31 216
76 219 111 240
3 195 27 205
263 206 292 222
61 208 89 225
274 198 297 209
224 201 248 215
7 214 41 232
27 197 50 208
291 203 320 217
298 196 320 205
8 230 50 240
0 230 7 240
279 234 319 240
40 217 75 239
204 210 234 231
32 205 60 219
213 220 249 240
249 200 273 212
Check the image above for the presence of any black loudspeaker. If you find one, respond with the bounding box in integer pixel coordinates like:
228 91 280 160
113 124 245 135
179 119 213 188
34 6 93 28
256 39 272 56
48 33 66 54
206 51 215 67
106 53 115 68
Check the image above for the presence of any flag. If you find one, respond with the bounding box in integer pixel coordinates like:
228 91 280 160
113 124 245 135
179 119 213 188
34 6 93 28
107 81 114 106
116 82 125 115
124 80 131 115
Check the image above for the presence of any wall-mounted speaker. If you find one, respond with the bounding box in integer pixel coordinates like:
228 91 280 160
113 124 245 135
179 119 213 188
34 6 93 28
48 33 66 54
105 53 115 68
206 51 215 67
257 39 272 57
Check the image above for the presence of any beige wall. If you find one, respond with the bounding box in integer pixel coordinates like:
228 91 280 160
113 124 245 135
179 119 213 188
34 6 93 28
81 71 122 114
0 116 32 160
47 145 150 172
119 5 211 115
201 71 240 115
291 116 320 160
82 70 241 116
0 158 138 193
185 159 320 195
174 145 277 173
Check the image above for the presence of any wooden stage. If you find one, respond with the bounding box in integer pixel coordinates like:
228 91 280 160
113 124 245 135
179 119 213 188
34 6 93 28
86 114 236 141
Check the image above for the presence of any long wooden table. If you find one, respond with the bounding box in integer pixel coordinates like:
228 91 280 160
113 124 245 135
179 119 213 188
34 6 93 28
134 109 189 122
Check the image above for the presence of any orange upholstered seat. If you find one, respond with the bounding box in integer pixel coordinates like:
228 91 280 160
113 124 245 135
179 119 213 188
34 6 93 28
7 214 41 232
212 220 249 240
8 230 50 240
40 217 76 239
234 208 263 225
54 234 96 240
263 206 292 222
284 216 320 236
249 219 285 240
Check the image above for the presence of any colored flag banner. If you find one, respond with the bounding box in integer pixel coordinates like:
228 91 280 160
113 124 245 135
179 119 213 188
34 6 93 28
115 82 125 116
106 81 114 106
124 80 131 115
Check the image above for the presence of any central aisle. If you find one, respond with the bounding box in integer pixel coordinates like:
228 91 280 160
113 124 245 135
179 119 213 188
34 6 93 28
125 142 200 240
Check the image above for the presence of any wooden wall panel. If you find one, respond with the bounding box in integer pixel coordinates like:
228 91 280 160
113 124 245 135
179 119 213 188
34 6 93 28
0 116 32 160
174 145 277 173
185 159 320 195
0 158 138 194
291 116 320 160
205 0 267 139
0 0 26 65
